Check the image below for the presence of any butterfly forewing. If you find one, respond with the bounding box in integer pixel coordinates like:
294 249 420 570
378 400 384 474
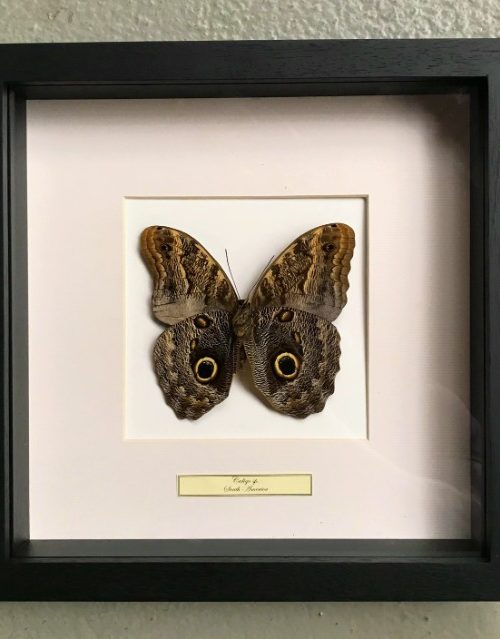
141 226 238 325
248 223 355 322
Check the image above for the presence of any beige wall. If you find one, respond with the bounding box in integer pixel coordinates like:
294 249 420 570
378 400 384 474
1 0 499 41
1 0 500 637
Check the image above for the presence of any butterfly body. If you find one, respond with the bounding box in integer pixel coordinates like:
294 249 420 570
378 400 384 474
141 223 355 420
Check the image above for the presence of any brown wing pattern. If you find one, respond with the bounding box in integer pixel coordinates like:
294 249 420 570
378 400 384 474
243 306 341 417
248 223 355 322
142 222 355 420
153 310 237 419
141 226 238 325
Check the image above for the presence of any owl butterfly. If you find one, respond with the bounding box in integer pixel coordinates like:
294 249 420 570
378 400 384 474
141 223 355 420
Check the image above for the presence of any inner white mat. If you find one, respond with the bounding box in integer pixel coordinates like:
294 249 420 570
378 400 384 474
125 197 366 439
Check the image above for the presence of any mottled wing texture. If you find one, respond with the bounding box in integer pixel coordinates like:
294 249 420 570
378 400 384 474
141 226 238 325
243 307 341 417
236 223 354 417
141 226 239 419
153 310 237 419
249 223 355 322
141 223 354 420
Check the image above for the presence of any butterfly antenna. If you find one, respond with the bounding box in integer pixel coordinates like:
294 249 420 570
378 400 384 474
225 249 241 299
262 254 276 273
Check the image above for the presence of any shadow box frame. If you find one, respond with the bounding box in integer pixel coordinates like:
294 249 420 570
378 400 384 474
0 38 499 601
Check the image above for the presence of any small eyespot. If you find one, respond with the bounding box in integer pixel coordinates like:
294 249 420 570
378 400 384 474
293 331 301 344
193 356 218 383
277 309 294 322
194 315 211 329
331 223 337 228
322 243 337 253
273 352 300 380
156 226 163 230
190 338 198 351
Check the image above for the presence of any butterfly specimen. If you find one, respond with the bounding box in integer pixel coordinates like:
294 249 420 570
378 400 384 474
141 223 355 420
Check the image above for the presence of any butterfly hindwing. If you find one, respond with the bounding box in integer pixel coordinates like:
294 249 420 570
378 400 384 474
153 310 237 420
242 306 341 417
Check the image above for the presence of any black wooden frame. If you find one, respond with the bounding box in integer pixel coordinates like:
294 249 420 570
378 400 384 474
0 39 498 601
